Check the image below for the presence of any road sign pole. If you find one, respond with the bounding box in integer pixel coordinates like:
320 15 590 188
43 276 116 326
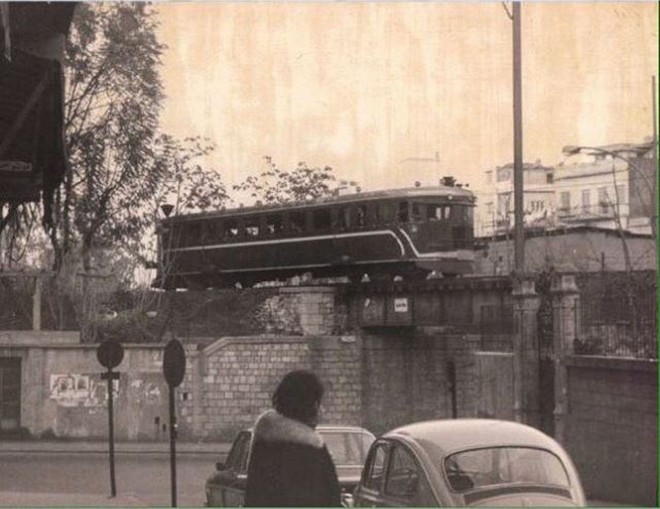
107 367 117 498
162 338 186 509
96 339 124 500
169 384 177 507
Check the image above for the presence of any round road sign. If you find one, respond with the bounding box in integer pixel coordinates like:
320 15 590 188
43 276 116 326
163 339 186 387
97 340 124 370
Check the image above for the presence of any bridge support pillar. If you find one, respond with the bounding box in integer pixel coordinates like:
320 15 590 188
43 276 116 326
512 275 541 427
278 286 343 335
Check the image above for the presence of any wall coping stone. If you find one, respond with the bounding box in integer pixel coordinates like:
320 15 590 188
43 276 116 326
201 335 309 358
566 355 658 372
0 330 80 344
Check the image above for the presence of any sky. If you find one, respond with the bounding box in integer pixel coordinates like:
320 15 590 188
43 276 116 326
156 1 658 202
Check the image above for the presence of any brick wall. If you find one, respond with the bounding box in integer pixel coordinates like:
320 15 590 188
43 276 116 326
183 335 362 440
564 356 657 506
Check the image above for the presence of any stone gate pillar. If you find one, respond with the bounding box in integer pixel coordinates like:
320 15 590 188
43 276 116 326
512 276 541 426
550 272 580 443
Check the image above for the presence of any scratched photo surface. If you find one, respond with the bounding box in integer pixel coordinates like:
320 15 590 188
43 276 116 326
0 1 657 508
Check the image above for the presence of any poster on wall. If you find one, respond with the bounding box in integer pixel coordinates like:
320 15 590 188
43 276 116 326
49 374 118 408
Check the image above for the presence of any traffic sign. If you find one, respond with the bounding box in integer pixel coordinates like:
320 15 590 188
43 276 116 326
97 340 124 370
163 339 186 387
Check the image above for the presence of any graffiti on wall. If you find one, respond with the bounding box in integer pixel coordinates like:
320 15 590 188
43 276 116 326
49 374 118 408
130 379 162 406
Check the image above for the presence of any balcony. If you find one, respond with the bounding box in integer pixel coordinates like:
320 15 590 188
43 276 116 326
557 204 616 221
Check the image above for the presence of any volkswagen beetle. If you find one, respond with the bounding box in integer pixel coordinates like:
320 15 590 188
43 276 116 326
353 419 586 507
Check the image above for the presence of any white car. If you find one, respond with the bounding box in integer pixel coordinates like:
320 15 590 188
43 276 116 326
206 425 375 507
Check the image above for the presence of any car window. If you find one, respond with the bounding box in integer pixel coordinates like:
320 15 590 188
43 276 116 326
384 445 436 506
384 445 416 496
363 443 388 491
225 431 251 472
445 447 571 493
322 431 375 465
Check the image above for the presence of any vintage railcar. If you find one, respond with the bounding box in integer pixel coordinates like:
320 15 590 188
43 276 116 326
155 186 476 289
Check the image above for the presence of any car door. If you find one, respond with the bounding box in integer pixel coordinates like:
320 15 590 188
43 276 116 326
355 440 390 507
379 443 438 507
221 431 252 507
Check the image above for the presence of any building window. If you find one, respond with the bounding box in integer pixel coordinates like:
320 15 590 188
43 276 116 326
486 202 493 217
581 189 590 214
598 187 611 214
546 173 554 184
560 192 571 213
497 167 512 182
615 184 626 206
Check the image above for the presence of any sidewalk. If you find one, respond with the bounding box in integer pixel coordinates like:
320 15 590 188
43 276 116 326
0 492 151 507
0 439 231 456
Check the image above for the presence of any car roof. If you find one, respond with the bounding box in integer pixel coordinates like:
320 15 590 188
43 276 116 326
317 425 375 434
385 419 564 456
242 424 374 435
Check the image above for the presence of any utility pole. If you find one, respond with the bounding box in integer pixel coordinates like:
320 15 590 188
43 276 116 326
513 2 524 274
652 75 658 244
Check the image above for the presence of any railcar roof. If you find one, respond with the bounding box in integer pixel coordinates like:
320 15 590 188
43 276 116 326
163 186 474 223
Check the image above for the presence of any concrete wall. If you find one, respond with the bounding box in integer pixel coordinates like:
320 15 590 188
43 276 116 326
476 229 656 274
563 356 657 506
360 330 481 435
0 343 169 441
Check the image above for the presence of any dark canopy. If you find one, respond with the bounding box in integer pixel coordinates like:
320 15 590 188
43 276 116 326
0 2 76 229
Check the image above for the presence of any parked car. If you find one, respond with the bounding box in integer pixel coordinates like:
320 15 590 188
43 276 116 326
353 419 586 507
205 424 376 507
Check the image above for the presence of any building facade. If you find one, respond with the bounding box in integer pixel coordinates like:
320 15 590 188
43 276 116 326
477 161 555 237
476 141 656 238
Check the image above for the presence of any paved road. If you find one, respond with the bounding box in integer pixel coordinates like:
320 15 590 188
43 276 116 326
0 451 220 507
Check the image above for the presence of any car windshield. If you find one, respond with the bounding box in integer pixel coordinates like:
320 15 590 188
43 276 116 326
444 447 571 493
321 431 375 466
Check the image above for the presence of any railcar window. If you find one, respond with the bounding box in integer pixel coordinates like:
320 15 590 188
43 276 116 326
245 220 260 237
369 203 381 225
224 219 239 239
265 215 283 235
398 202 409 223
206 220 223 243
356 205 367 227
452 206 467 221
429 204 451 220
378 202 395 223
184 222 202 246
313 208 332 231
290 211 306 234
166 225 183 249
411 203 423 222
338 206 351 230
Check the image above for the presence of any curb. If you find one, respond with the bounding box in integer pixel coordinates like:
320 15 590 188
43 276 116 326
0 440 231 456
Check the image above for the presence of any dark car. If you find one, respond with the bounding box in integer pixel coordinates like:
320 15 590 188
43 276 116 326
353 419 586 507
205 425 376 507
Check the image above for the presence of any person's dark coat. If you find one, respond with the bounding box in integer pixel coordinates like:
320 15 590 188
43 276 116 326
245 410 341 507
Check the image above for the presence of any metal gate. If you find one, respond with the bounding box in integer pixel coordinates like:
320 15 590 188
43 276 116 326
0 358 21 433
